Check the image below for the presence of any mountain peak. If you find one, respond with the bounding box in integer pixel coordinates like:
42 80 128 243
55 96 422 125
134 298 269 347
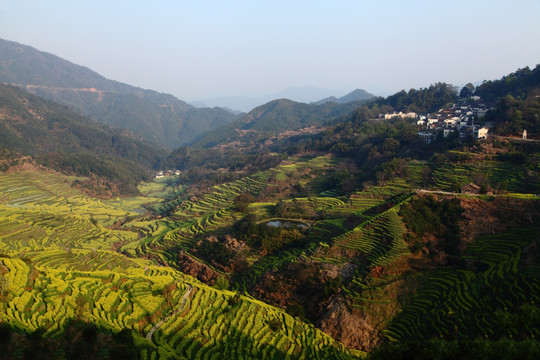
312 88 374 105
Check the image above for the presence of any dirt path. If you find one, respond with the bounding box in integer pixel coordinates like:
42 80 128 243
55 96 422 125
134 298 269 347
493 135 540 143
17 84 106 102
146 284 193 341
416 189 469 196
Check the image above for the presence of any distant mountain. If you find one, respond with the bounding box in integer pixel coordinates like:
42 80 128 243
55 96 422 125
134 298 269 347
312 88 374 105
272 86 345 103
221 107 244 116
0 83 164 193
191 97 373 148
0 38 238 148
194 86 347 113
190 95 258 113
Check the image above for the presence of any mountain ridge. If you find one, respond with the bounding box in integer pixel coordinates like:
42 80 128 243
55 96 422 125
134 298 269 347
312 88 375 105
191 86 351 113
0 38 238 148
190 97 374 148
0 82 164 194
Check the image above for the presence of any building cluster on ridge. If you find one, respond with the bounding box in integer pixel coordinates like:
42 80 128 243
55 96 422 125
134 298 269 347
381 100 493 144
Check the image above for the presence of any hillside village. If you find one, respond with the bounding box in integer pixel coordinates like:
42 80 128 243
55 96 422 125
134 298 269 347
381 100 493 143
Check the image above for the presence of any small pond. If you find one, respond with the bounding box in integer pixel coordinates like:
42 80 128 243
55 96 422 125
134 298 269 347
266 220 308 229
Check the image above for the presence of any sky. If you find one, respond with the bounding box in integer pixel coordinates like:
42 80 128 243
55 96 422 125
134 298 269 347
1 0 540 102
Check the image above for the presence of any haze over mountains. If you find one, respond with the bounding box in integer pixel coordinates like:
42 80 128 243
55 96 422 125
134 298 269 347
0 38 378 148
312 89 375 105
191 96 375 148
0 38 237 149
191 86 375 112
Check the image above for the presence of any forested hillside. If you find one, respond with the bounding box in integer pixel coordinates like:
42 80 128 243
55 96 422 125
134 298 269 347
191 97 374 148
0 38 238 148
152 66 540 357
0 83 164 194
474 65 540 103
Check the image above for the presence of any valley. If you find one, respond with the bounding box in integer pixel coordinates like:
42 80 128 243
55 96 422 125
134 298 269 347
1 140 539 358
0 36 539 359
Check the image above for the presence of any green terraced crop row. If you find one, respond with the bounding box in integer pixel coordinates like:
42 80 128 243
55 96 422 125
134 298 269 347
358 178 413 200
383 227 540 342
0 171 149 226
0 205 138 252
25 248 146 272
281 197 345 213
175 172 270 219
334 208 408 268
141 172 272 256
429 158 537 193
0 258 362 359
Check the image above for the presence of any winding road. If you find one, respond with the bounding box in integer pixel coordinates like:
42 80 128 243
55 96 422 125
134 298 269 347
146 284 193 341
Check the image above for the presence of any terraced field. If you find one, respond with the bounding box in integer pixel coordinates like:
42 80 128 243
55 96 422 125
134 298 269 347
429 153 539 193
3 152 536 358
0 255 361 359
335 207 409 268
239 176 415 312
25 248 147 272
382 227 540 342
0 171 150 225
135 172 272 263
149 283 360 359
0 172 147 255
0 206 136 252
175 172 269 218
0 168 362 358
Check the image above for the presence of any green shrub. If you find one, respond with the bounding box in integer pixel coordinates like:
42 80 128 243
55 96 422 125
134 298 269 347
215 276 229 290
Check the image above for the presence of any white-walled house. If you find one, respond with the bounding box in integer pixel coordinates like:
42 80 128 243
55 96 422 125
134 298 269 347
475 109 489 118
418 131 436 143
427 117 439 126
384 112 418 120
473 126 489 140
444 117 460 127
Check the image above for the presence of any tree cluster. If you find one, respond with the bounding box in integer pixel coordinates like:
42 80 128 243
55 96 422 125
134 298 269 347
399 196 462 262
232 217 306 253
39 152 150 195
376 82 458 113
486 92 540 136
194 239 235 268
474 65 540 103
161 146 283 177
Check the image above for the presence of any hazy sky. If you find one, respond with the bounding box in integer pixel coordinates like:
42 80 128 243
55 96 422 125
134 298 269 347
1 0 539 101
